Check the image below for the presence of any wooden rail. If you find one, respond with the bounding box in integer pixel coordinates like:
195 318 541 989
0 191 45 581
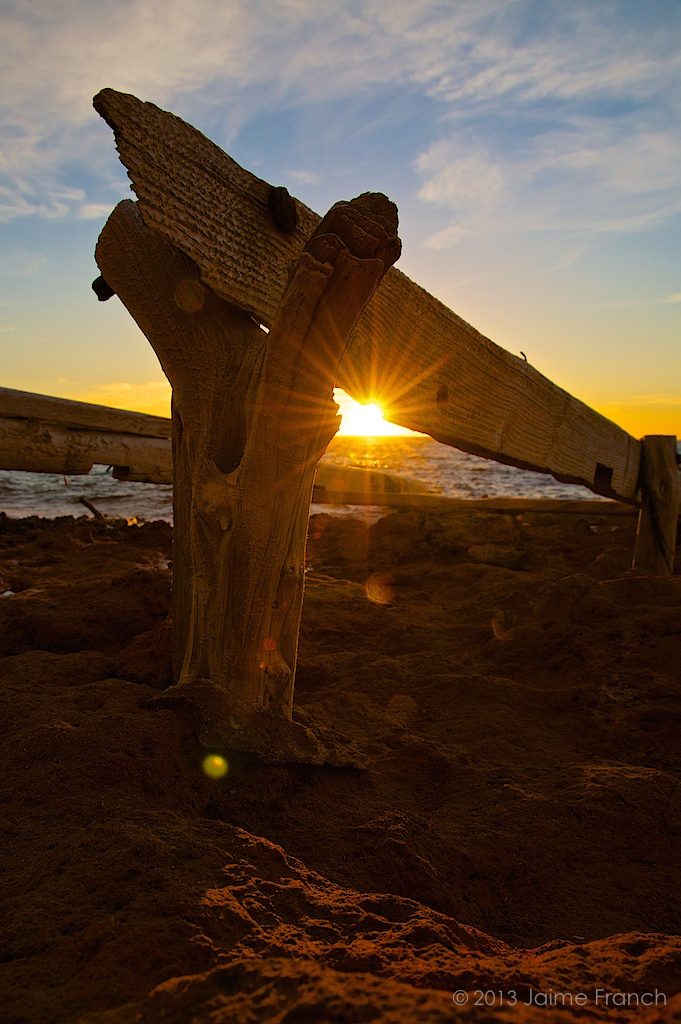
0 386 172 482
0 386 429 502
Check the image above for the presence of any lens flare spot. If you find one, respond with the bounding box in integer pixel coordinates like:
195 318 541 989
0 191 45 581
174 278 206 313
263 637 277 652
386 693 418 725
365 573 395 605
491 610 513 641
202 754 229 779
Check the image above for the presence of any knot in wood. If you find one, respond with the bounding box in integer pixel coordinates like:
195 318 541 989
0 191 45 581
92 275 115 301
312 194 401 266
268 186 298 234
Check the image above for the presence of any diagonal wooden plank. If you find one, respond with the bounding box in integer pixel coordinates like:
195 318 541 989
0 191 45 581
93 88 642 503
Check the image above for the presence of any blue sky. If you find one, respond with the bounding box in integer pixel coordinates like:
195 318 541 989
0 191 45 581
1 0 680 435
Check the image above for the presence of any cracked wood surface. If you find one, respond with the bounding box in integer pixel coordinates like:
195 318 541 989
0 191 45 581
96 195 399 730
0 386 171 481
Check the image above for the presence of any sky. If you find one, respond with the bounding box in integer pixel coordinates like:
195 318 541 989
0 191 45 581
1 0 680 438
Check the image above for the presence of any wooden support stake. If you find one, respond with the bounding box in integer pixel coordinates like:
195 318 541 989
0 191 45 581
96 196 399 760
632 435 680 575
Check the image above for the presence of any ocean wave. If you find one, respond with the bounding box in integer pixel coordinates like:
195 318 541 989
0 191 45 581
1 439 605 521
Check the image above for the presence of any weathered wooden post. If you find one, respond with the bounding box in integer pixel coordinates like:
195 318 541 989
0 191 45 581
96 195 399 759
632 435 680 576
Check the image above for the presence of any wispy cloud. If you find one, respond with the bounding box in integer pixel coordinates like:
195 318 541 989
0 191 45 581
77 202 116 220
628 395 681 406
416 144 504 211
286 169 321 187
596 292 681 309
1 0 680 250
0 247 49 277
410 4 681 246
596 393 681 435
417 111 681 246
599 394 681 413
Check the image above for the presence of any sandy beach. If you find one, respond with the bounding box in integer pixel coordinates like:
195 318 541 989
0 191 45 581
1 503 680 1022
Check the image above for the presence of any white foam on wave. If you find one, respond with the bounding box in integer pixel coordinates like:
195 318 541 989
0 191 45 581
1 438 607 523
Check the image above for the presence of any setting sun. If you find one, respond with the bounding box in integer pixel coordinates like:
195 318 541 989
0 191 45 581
334 389 416 437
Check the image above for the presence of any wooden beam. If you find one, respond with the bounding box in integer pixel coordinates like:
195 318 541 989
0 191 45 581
310 490 635 514
0 415 172 481
0 386 170 438
0 386 434 497
632 435 680 575
93 88 642 503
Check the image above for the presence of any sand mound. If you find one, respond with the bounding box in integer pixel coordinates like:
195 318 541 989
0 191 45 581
1 506 679 1022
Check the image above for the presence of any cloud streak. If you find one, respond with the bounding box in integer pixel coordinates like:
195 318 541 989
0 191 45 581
0 0 679 264
413 3 681 244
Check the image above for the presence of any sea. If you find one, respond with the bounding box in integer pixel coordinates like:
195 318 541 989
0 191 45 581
0 436 605 523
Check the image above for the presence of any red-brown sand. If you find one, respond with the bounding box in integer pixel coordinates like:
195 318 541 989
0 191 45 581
1 504 680 1023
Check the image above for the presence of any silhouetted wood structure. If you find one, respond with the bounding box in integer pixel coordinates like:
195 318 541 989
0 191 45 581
93 88 643 503
95 186 400 760
632 436 680 575
2 88 678 758
0 386 171 481
92 89 679 576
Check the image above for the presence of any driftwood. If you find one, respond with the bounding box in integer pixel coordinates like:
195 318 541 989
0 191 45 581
95 196 400 760
0 385 170 482
93 88 642 504
79 496 105 519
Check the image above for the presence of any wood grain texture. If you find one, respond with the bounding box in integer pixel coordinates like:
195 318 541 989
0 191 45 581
93 87 641 502
95 200 268 689
0 383 171 482
0 416 172 481
0 386 170 438
632 435 680 575
96 195 400 744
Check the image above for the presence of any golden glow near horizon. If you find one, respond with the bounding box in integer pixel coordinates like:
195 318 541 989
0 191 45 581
52 380 678 441
593 401 681 441
65 383 417 436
